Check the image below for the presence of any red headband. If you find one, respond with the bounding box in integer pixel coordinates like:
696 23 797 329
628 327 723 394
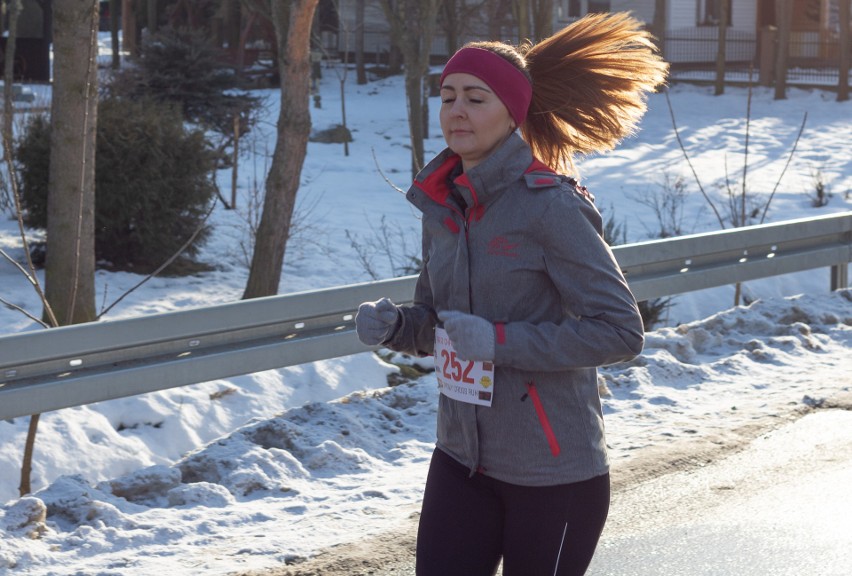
440 47 532 126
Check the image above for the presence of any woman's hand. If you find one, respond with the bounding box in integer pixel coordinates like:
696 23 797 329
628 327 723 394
438 310 495 362
355 298 400 345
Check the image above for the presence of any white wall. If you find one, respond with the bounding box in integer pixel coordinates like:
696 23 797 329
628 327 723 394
731 0 757 32
333 0 760 64
669 0 698 28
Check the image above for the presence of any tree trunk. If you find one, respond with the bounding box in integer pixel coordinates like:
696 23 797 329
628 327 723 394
45 0 98 327
774 0 791 100
3 0 22 214
714 0 728 95
19 414 40 496
442 0 460 56
223 0 242 56
356 0 366 84
110 0 120 68
378 0 440 179
487 0 513 39
839 0 850 102
487 0 501 38
387 43 402 74
242 0 319 298
652 0 667 57
121 0 137 56
22 0 99 497
405 71 425 175
514 0 530 42
531 0 553 41
147 0 158 34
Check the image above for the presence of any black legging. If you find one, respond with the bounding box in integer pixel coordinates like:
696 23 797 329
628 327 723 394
416 448 610 576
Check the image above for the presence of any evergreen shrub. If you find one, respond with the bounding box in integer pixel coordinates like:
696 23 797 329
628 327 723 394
104 27 259 139
16 96 217 273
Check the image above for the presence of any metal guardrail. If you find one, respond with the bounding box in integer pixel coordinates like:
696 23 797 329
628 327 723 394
1 212 849 421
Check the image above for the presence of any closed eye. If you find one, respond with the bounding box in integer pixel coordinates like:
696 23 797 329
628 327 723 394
443 97 483 105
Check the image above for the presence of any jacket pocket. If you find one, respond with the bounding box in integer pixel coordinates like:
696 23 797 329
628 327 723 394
526 382 561 457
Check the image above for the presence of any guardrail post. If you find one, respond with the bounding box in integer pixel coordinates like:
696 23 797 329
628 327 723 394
831 262 849 291
832 229 852 291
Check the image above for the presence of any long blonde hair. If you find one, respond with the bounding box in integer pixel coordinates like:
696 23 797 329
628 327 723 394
466 12 668 174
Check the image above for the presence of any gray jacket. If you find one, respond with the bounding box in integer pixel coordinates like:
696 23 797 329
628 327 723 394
385 132 644 486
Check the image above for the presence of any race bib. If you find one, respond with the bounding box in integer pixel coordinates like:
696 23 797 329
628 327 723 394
434 327 495 407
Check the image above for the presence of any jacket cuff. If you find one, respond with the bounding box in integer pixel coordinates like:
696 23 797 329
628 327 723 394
495 322 506 346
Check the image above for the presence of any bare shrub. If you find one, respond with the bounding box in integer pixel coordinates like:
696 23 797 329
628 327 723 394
806 168 833 208
346 215 421 280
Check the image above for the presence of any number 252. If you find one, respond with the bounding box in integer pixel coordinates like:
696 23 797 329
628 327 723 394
440 350 475 383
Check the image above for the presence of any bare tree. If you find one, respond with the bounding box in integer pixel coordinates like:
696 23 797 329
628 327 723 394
513 0 530 42
664 86 807 306
148 0 159 34
321 0 352 156
440 1 489 56
243 0 319 298
714 0 728 95
651 0 667 56
531 0 553 41
9 0 101 498
355 0 367 84
774 0 792 100
110 0 120 68
121 0 138 56
377 0 441 178
45 0 99 327
487 0 514 39
839 0 850 102
1 0 21 213
2 2 54 499
221 0 242 54
441 0 462 56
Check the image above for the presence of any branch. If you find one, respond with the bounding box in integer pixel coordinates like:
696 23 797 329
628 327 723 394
0 246 36 283
741 77 753 227
723 153 735 224
371 146 407 195
0 295 49 328
0 2 57 328
760 111 807 224
212 176 233 209
2 124 58 329
664 88 726 229
97 202 217 318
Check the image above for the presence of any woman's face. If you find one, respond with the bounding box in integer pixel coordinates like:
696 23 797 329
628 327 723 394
439 73 516 171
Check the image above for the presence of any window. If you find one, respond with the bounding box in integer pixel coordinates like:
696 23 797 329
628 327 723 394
702 0 733 26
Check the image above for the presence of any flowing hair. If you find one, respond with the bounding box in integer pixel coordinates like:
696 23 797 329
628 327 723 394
465 12 668 175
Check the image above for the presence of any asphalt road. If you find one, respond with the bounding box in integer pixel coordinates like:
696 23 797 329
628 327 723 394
242 399 852 576
587 408 852 576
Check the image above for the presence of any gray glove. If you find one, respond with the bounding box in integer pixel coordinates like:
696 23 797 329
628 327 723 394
438 310 495 362
356 297 400 346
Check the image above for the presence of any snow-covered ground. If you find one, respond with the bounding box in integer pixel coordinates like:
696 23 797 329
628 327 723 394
0 35 850 575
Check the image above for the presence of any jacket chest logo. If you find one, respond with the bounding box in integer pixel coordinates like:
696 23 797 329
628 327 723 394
487 236 520 258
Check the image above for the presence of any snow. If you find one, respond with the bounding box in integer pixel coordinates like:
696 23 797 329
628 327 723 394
0 36 850 575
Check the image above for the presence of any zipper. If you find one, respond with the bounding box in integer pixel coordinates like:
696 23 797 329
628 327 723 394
463 208 473 309
526 382 561 457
